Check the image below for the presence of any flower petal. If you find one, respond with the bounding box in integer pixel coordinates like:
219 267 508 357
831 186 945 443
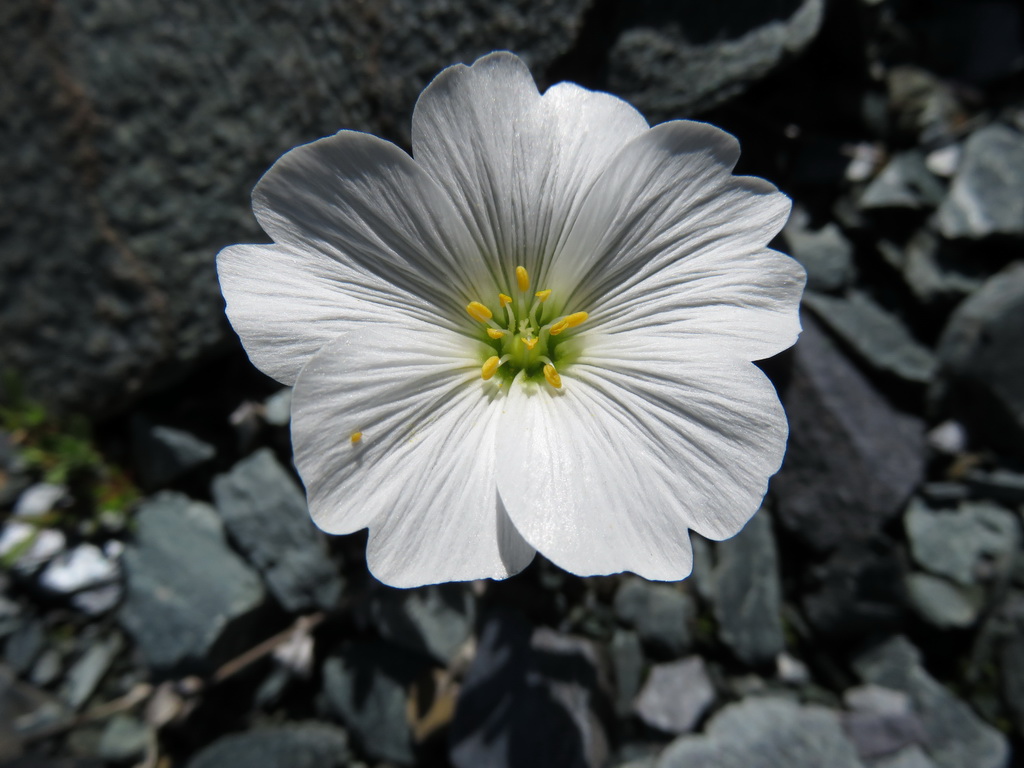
555 120 804 361
496 336 787 580
411 51 649 288
252 130 492 325
291 320 535 587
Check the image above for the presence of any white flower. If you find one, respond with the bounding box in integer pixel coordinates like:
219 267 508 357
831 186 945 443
217 52 805 588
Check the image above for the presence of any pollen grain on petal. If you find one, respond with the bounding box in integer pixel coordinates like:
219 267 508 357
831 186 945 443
543 363 562 389
515 265 529 292
466 301 493 323
481 356 501 380
350 431 363 444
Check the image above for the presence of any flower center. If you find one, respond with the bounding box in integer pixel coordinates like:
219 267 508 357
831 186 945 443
465 265 588 389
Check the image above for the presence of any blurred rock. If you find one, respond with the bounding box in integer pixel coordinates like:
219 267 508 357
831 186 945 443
38 544 120 604
323 643 421 766
61 632 122 710
262 388 292 427
0 0 591 416
211 449 341 613
964 468 1024 505
802 291 937 384
367 583 475 665
886 66 965 145
633 656 715 735
657 696 863 768
938 123 1024 238
610 629 645 718
901 231 983 308
5 619 45 675
842 684 926 760
186 722 351 768
1000 634 1024 735
858 152 945 210
933 264 1024 458
118 492 265 675
782 217 856 293
905 572 983 629
711 512 785 667
904 498 1019 586
132 419 215 489
97 715 149 763
451 609 612 768
774 315 925 552
0 663 71 763
872 746 940 768
854 636 1009 768
607 0 824 120
613 579 694 658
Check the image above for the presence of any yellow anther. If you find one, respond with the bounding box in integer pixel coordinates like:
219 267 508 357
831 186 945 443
351 432 363 444
534 289 552 302
543 363 562 389
498 293 513 307
466 301 493 323
564 311 589 327
521 337 538 351
549 319 570 336
481 356 501 381
515 266 529 292
486 328 507 339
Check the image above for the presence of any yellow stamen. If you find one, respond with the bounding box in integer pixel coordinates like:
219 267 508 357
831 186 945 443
481 356 501 380
549 319 570 336
466 301 493 323
534 289 552 302
543 363 562 389
521 337 538 351
515 266 529 292
563 311 589 328
486 328 507 339
498 293 513 307
351 432 363 444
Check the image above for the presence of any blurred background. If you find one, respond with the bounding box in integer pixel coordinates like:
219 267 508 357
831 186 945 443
2 0 1024 766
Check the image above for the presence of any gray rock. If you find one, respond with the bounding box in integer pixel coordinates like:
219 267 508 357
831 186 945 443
773 314 926 552
886 66 965 146
132 420 216 489
610 629 645 719
933 264 1024 457
451 610 612 768
938 123 1024 238
782 218 856 293
634 656 716 735
323 644 420 766
262 388 293 427
964 468 1024 505
186 722 351 768
0 663 71 762
859 152 945 210
802 291 937 384
842 685 927 760
905 573 983 629
38 543 119 597
368 583 474 665
904 498 1019 586
871 746 939 768
608 0 824 120
0 0 591 416
61 632 122 710
118 492 266 674
614 579 694 658
212 449 341 613
853 636 1009 768
901 231 983 308
29 648 62 688
5 619 45 675
711 512 785 667
98 715 150 763
13 484 66 516
656 696 864 768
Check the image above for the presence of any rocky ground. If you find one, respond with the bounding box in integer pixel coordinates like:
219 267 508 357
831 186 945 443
3 0 1024 766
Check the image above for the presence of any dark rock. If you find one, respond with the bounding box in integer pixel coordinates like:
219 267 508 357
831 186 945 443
886 66 965 145
0 0 591 416
98 715 149 763
367 582 475 665
938 123 1024 239
802 291 937 384
211 449 341 613
963 468 1024 505
901 230 983 308
613 579 694 658
853 636 1009 768
118 492 266 675
842 685 927 760
29 648 62 688
451 610 612 768
186 722 351 768
933 264 1024 458
782 216 856 293
904 573 983 629
61 632 122 710
5 618 45 675
1000 634 1024 736
904 498 1019 586
610 629 645 718
132 419 215 489
323 643 421 766
872 746 940 768
633 656 715 735
607 0 824 120
656 696 863 768
0 663 72 763
858 152 945 211
773 314 926 552
711 511 785 667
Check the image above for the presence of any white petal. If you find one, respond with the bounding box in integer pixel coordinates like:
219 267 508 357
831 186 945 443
496 337 787 580
556 120 804 361
218 243 415 385
411 51 649 287
291 320 534 587
252 130 492 324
